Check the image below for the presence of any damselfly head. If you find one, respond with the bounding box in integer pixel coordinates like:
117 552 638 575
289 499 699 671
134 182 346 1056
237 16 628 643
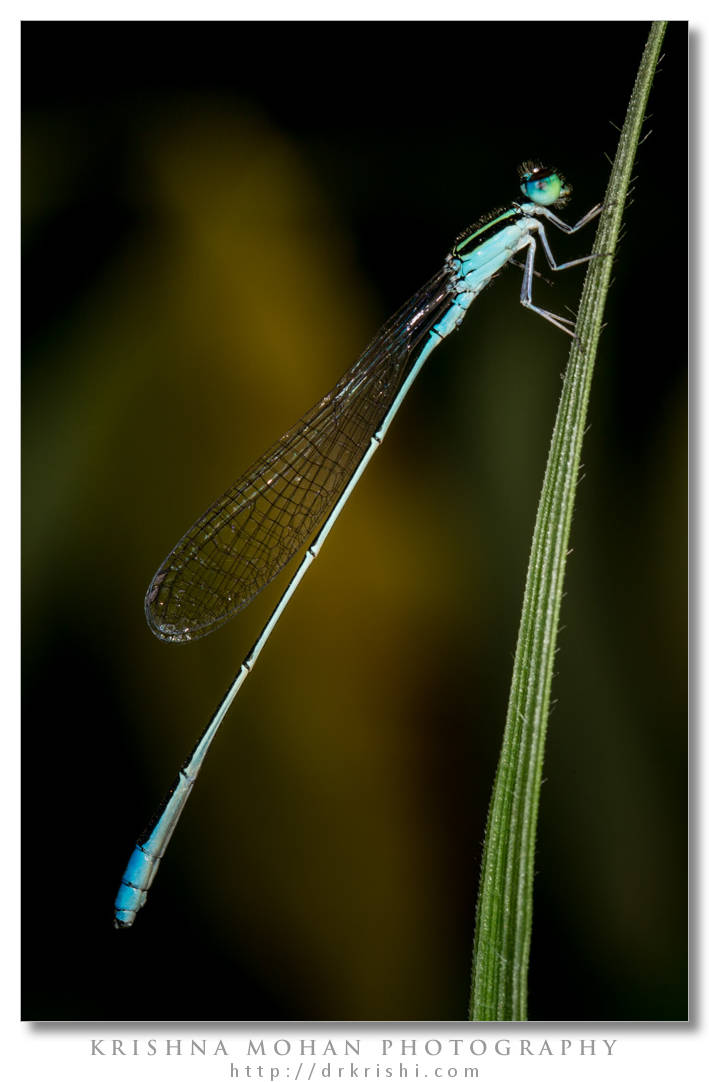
518 161 572 207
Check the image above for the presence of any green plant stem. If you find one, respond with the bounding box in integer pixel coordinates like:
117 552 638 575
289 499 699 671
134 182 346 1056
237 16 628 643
468 20 667 1021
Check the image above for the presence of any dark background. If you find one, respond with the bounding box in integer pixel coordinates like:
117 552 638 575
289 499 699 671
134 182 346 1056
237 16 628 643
22 21 687 1021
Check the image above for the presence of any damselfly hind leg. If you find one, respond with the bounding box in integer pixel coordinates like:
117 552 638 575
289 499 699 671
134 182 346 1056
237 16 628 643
519 237 583 337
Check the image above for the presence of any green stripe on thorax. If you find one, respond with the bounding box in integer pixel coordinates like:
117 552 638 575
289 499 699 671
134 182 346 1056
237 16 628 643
453 205 523 257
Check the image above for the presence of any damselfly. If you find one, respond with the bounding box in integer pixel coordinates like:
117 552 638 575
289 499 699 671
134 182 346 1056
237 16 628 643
114 163 601 927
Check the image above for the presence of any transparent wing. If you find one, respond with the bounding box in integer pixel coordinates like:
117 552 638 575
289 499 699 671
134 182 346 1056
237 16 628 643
146 265 454 641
